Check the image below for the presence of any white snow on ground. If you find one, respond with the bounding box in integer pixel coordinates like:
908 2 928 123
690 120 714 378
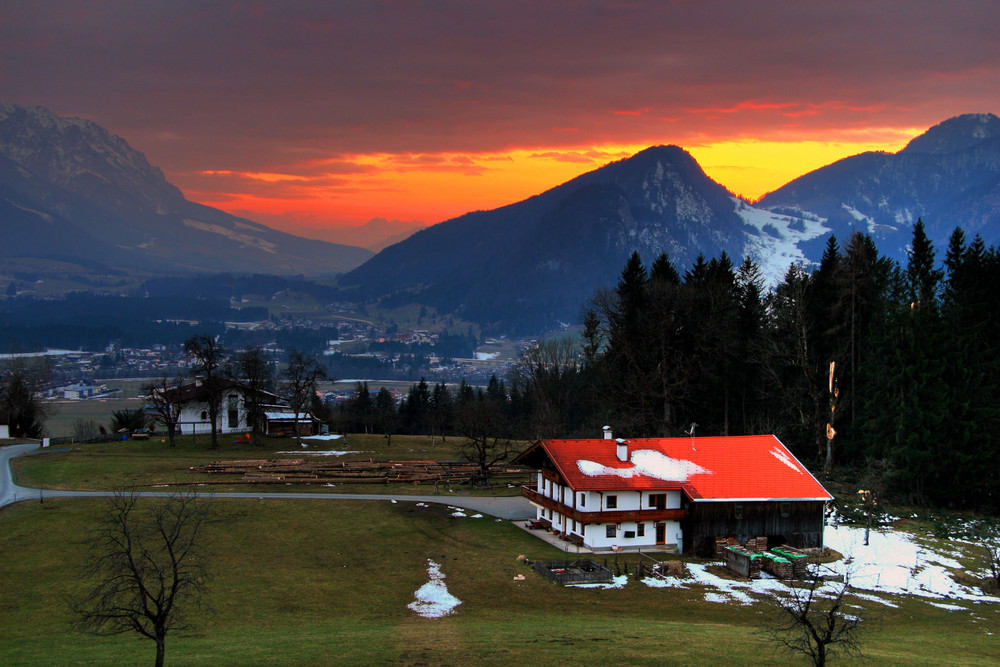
626 523 999 611
408 560 462 618
570 574 629 589
445 505 484 519
734 197 829 286
822 523 1000 603
276 450 359 456
577 450 711 481
301 434 343 441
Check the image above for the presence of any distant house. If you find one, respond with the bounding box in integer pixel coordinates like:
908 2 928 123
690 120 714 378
62 384 95 400
154 380 323 437
512 431 832 555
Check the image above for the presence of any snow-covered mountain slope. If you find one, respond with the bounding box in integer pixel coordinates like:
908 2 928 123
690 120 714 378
733 198 828 285
757 113 1000 264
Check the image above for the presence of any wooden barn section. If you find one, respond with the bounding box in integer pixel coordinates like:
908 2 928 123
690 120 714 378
684 500 827 557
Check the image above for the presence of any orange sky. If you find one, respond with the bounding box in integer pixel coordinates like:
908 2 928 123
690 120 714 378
4 2 997 241
189 130 920 236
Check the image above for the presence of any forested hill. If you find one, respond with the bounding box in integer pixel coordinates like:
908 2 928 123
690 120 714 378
421 222 997 513
757 113 1000 262
340 145 748 334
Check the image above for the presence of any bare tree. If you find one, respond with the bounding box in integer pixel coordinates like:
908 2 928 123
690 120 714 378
72 489 211 667
227 346 274 443
972 521 1000 590
456 385 514 487
281 350 326 446
0 359 51 438
758 566 867 666
142 375 184 447
510 336 580 439
184 335 227 448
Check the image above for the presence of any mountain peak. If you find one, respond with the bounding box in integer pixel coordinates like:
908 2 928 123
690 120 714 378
0 102 373 275
0 101 183 208
900 112 1000 155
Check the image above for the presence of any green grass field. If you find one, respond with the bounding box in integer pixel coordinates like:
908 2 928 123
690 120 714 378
4 440 999 665
13 433 529 495
1 495 998 666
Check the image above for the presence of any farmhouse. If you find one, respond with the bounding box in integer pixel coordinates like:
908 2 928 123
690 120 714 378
154 380 323 437
513 431 832 556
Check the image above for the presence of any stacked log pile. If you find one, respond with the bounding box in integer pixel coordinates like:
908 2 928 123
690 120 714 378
717 535 814 580
190 458 529 486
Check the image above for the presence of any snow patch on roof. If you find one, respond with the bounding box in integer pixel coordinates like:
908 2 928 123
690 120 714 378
770 447 803 474
408 560 461 618
577 449 711 481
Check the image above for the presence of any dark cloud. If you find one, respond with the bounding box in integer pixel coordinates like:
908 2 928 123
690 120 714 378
2 1 998 199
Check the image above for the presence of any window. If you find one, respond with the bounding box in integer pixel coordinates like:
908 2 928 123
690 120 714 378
734 504 743 520
781 502 791 518
637 522 645 537
579 493 586 507
649 493 666 509
200 410 208 421
606 525 617 538
606 495 618 509
227 394 239 428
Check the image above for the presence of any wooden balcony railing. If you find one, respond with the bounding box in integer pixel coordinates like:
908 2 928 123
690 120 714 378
521 486 685 524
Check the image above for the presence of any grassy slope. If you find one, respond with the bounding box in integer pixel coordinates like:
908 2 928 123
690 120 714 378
4 440 1000 664
2 497 998 666
13 434 529 495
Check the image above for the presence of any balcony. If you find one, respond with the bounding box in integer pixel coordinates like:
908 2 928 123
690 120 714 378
521 486 686 524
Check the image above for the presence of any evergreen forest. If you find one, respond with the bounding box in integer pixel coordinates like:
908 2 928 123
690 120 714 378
339 221 1000 514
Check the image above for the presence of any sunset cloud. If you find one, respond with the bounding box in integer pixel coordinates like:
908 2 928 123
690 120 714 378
2 1 998 231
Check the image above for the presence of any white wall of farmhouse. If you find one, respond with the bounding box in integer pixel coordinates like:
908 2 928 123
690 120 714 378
532 473 684 552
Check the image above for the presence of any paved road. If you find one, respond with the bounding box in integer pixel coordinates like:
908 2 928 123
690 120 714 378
0 443 534 520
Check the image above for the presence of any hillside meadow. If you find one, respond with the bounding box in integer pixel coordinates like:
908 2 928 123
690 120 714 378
1 494 998 666
3 438 999 665
13 434 529 496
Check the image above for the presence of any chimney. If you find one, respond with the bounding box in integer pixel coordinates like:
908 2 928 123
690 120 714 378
603 425 613 440
615 438 629 462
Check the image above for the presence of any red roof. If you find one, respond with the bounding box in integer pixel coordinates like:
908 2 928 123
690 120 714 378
524 435 832 502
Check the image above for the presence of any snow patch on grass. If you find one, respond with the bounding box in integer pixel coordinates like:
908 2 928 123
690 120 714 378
408 560 461 618
570 574 629 589
276 450 359 456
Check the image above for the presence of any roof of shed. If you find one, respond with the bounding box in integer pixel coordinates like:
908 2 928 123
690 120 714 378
514 435 832 502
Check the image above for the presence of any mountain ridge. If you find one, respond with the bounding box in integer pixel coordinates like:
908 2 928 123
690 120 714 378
345 113 1000 332
0 103 373 277
5 103 1000 335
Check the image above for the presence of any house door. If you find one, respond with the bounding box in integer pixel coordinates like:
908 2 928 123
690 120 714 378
655 522 666 545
